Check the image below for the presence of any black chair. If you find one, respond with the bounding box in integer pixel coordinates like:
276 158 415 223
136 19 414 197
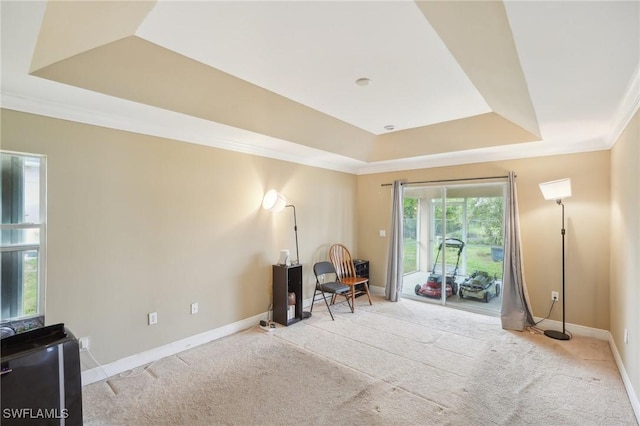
312 261 353 320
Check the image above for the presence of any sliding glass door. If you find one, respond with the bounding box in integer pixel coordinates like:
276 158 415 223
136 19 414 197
403 182 505 315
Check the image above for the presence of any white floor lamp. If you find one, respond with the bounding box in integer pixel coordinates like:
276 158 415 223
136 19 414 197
539 178 572 341
263 189 310 319
262 189 299 265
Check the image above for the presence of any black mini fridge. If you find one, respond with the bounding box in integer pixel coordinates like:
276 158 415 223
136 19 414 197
1 323 83 425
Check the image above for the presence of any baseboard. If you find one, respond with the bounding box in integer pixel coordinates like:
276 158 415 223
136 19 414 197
369 285 385 296
82 293 639 426
83 291 366 385
81 312 266 386
533 319 639 422
608 332 640 423
532 317 610 340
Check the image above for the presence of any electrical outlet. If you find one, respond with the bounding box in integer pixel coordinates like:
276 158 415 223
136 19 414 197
148 312 158 325
551 291 559 301
624 328 629 344
190 302 199 315
78 336 90 351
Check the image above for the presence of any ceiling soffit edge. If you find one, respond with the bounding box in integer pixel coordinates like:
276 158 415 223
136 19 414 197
30 0 155 73
24 0 630 171
30 34 542 164
415 0 541 139
29 0 547 164
30 35 376 162
355 141 611 176
370 112 540 162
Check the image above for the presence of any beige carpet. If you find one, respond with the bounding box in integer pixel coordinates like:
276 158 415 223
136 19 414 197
83 296 637 425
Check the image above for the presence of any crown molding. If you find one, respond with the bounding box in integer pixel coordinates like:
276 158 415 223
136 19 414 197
606 65 640 148
0 91 364 175
354 135 609 175
0 87 622 178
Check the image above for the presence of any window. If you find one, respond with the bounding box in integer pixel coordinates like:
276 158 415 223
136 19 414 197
403 197 419 274
1 152 46 322
430 194 504 278
403 183 505 314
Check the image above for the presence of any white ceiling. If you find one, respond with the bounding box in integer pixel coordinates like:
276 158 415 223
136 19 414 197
1 1 639 174
137 1 491 135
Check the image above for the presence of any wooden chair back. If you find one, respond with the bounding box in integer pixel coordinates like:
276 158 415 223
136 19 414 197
329 243 357 280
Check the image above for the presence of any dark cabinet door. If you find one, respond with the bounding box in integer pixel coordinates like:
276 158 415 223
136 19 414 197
273 264 303 326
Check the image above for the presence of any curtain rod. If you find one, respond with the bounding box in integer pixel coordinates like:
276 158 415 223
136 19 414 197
380 175 510 187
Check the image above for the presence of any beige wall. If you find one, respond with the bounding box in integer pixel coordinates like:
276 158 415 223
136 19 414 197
610 110 640 401
356 151 612 330
0 109 357 364
2 107 637 409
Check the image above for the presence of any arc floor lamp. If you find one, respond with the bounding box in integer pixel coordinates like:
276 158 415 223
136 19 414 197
263 189 310 318
539 178 572 341
262 189 299 265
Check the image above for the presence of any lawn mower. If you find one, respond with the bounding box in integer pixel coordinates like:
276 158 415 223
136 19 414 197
415 238 465 299
459 270 500 302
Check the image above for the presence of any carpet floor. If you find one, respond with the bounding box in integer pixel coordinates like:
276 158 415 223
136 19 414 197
83 296 637 425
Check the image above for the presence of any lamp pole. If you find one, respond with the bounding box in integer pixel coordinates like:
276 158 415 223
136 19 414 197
286 204 299 265
286 204 309 318
544 199 570 340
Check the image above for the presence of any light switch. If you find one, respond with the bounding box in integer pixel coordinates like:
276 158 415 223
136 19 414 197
379 230 386 237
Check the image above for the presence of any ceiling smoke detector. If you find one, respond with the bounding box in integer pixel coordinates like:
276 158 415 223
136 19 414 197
384 125 395 131
355 78 371 86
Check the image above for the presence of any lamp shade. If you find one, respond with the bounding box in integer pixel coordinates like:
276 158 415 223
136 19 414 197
539 178 572 201
262 189 287 212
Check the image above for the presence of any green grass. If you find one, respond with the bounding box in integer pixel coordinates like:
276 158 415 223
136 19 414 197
23 257 38 315
403 239 502 278
465 245 503 278
403 240 417 273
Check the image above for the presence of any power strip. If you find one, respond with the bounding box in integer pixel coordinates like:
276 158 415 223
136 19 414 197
259 320 276 332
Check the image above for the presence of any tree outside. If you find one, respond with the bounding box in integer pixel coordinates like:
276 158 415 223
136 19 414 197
403 196 504 279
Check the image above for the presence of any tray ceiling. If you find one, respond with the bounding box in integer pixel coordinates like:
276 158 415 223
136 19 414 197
2 1 638 173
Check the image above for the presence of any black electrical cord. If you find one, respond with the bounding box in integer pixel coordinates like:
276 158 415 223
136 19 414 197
530 299 574 339
535 299 556 325
528 302 555 335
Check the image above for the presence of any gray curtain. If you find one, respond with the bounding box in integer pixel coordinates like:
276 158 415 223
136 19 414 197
385 180 404 302
501 171 535 330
